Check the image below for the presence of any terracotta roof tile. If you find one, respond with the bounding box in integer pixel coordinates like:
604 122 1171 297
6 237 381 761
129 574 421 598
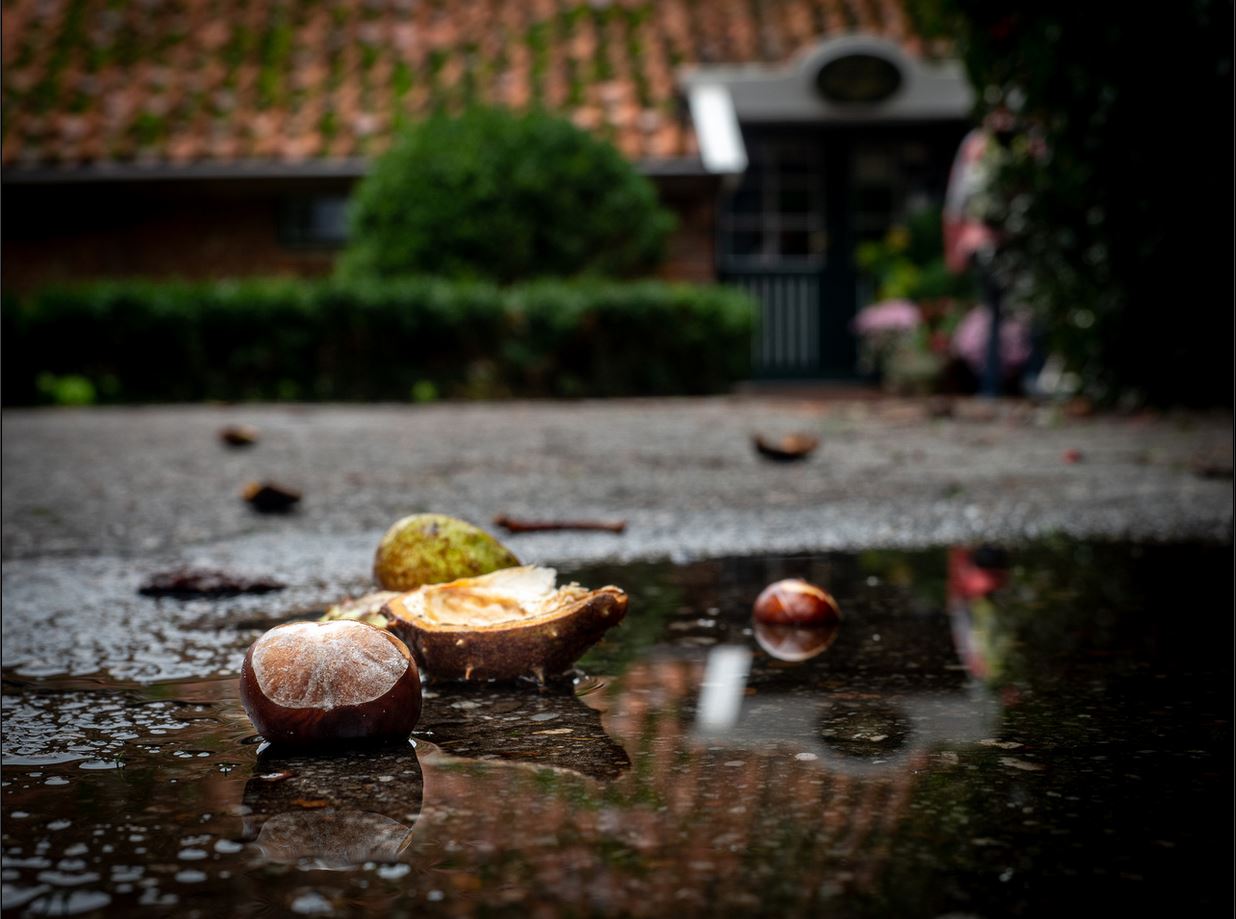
2 0 924 170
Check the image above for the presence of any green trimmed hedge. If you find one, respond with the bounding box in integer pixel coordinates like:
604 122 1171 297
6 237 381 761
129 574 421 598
1 278 754 404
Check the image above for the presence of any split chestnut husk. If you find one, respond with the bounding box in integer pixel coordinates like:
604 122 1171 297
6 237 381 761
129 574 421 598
383 566 628 682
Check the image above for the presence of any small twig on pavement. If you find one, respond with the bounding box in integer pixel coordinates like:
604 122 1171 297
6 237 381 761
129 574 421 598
494 515 627 534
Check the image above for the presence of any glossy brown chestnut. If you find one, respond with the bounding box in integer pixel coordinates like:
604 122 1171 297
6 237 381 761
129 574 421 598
752 578 841 626
239 620 422 749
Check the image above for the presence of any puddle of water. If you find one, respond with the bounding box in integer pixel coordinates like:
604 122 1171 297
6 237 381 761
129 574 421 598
2 540 1230 917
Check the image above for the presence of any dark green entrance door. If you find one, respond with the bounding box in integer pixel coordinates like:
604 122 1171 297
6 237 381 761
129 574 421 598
720 125 967 380
719 135 851 379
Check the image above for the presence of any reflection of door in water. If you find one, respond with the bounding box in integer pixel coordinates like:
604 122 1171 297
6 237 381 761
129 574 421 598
720 125 966 380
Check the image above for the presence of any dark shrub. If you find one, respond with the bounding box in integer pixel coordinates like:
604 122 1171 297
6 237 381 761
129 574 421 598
339 108 675 283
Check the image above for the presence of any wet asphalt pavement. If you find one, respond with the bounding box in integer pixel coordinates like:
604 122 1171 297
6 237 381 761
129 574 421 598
1 399 1232 918
4 397 1231 561
2 396 1231 681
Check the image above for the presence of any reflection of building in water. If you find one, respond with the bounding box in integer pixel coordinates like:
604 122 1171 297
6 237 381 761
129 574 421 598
596 656 929 902
946 544 1014 682
693 645 999 777
390 635 1000 915
228 551 1004 913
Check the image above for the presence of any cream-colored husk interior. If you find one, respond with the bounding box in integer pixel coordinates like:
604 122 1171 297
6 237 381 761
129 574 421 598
401 566 589 627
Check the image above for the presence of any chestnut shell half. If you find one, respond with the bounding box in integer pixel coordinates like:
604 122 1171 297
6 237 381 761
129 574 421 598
384 585 628 682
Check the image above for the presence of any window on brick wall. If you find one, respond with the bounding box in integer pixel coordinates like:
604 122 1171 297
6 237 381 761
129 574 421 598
278 195 350 247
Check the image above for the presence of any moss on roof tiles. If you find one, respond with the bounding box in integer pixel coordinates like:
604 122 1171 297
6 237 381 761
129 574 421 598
2 0 923 168
318 108 337 141
131 110 166 146
257 18 294 109
526 19 550 105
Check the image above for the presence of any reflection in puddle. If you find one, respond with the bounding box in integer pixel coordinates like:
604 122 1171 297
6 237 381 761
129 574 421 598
692 635 998 778
243 745 423 870
256 811 413 869
419 683 631 781
695 645 751 731
946 544 1013 682
753 618 839 661
1 541 1230 916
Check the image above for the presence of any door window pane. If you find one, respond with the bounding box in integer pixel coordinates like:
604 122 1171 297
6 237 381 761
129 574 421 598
778 230 813 257
720 137 826 267
777 187 816 215
730 186 763 214
726 229 763 258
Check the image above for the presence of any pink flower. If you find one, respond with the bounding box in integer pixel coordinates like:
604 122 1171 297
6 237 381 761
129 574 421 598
951 306 1032 374
852 300 921 337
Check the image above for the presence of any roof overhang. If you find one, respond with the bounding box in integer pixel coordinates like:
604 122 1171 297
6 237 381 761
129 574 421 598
0 158 373 185
680 35 974 175
2 155 712 185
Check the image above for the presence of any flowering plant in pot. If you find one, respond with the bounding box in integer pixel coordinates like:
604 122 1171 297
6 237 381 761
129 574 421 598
853 210 976 394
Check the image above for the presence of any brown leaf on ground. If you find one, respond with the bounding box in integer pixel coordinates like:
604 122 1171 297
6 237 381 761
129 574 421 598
139 567 285 598
494 515 627 534
219 424 260 447
242 482 302 513
753 433 819 462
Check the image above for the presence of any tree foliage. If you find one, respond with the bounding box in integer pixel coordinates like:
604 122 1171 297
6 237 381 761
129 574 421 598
907 1 1233 404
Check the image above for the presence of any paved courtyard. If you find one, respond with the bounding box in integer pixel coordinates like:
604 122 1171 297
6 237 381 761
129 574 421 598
2 396 1231 682
4 397 1231 562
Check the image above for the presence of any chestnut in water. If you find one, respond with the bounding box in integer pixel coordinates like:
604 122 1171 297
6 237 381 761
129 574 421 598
753 620 839 662
239 620 422 749
752 578 841 626
242 745 424 869
256 810 414 869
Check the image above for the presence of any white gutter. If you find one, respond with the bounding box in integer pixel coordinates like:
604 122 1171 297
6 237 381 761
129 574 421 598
686 83 748 175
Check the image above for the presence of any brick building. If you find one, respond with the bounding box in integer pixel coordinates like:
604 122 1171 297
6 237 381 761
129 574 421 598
2 1 972 378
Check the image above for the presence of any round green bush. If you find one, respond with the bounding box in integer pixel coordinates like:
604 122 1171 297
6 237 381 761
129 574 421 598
340 108 675 283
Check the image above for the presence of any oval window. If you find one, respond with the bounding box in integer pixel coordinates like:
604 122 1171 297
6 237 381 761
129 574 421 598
815 53 903 105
